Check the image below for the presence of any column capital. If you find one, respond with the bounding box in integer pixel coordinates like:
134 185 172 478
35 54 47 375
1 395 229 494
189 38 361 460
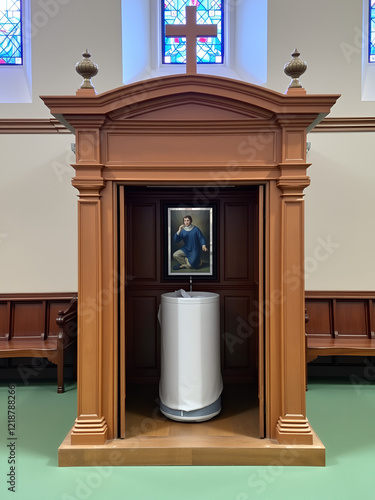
72 177 106 198
276 176 311 197
71 164 105 198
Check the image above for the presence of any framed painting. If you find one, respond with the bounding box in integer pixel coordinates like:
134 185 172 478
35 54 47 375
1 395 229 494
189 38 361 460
165 205 216 279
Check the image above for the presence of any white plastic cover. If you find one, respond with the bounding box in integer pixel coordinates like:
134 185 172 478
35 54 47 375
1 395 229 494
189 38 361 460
159 291 223 412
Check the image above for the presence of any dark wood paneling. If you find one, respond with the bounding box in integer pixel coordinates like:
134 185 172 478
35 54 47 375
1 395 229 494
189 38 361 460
223 295 252 370
0 303 9 338
128 203 158 281
335 300 368 337
224 203 251 281
305 292 375 374
124 187 259 383
0 294 75 341
132 296 158 369
305 294 374 340
0 294 77 388
12 302 46 338
126 294 159 379
305 300 331 336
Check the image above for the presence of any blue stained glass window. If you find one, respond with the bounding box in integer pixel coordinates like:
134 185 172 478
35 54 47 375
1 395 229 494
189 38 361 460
0 0 22 65
163 0 224 64
370 0 375 62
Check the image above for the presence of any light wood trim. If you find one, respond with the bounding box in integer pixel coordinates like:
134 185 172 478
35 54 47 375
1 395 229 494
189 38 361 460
257 186 265 438
41 73 339 462
119 185 126 439
70 174 108 445
59 384 325 466
276 175 313 444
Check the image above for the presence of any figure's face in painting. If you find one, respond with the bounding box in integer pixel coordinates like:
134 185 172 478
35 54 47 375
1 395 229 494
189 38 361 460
183 217 192 227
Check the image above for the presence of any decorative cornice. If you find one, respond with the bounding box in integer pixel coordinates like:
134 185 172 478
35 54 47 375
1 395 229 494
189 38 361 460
0 118 71 134
0 116 374 134
312 117 375 132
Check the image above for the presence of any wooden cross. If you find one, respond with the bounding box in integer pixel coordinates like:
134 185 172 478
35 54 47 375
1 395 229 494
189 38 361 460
165 5 218 75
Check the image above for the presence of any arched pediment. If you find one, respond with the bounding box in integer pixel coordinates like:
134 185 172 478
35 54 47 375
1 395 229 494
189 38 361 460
41 74 340 133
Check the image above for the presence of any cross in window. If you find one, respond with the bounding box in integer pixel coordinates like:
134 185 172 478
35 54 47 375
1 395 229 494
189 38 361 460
165 5 218 74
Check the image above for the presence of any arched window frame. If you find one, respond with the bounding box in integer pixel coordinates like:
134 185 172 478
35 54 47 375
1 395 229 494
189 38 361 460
162 1 224 66
0 0 31 103
121 0 267 86
0 0 23 65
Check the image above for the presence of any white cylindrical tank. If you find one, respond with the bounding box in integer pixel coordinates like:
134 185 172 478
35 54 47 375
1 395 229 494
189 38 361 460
159 291 223 422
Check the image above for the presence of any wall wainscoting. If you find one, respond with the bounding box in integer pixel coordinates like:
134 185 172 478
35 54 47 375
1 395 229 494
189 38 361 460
0 293 76 383
0 291 374 383
306 291 375 377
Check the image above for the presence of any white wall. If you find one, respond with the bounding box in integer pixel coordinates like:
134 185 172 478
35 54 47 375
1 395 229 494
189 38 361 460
0 0 374 292
0 0 123 293
0 134 77 292
305 131 375 291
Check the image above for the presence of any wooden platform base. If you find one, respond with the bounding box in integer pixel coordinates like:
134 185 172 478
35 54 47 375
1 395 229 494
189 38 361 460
59 385 325 467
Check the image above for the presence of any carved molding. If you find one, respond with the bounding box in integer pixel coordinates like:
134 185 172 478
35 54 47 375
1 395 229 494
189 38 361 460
0 118 71 134
1 116 375 134
277 177 311 197
313 117 375 132
276 417 314 445
71 416 108 445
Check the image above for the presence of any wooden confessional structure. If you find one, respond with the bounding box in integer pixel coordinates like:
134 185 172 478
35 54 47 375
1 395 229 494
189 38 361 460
42 74 338 466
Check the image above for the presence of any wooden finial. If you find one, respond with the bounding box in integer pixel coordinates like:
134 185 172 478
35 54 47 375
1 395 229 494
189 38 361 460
75 50 98 94
284 49 307 92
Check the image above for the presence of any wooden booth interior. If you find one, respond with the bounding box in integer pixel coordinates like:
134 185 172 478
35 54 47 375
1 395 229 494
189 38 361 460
121 184 263 439
42 72 339 467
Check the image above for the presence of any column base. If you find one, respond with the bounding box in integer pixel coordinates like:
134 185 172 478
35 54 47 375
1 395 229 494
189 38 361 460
70 416 108 445
276 416 314 445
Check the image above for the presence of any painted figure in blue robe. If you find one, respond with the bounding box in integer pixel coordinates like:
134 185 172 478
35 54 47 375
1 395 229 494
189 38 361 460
173 215 208 270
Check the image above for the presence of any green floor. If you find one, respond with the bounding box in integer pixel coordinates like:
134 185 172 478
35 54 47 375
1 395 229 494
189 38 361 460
1 377 375 500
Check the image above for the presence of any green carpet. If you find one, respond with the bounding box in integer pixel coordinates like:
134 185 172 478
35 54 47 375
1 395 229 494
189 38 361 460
1 377 375 500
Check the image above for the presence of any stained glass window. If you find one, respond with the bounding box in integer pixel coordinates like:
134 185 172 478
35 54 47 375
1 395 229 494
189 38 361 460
163 0 223 64
370 0 375 62
0 0 22 65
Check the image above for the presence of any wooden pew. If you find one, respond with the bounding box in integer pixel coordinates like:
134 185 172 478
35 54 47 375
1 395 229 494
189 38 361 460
305 292 375 385
306 336 375 364
0 296 77 393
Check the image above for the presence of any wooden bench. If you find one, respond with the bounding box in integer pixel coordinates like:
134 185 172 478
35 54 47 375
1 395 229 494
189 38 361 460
306 336 375 364
305 292 375 385
0 296 77 393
